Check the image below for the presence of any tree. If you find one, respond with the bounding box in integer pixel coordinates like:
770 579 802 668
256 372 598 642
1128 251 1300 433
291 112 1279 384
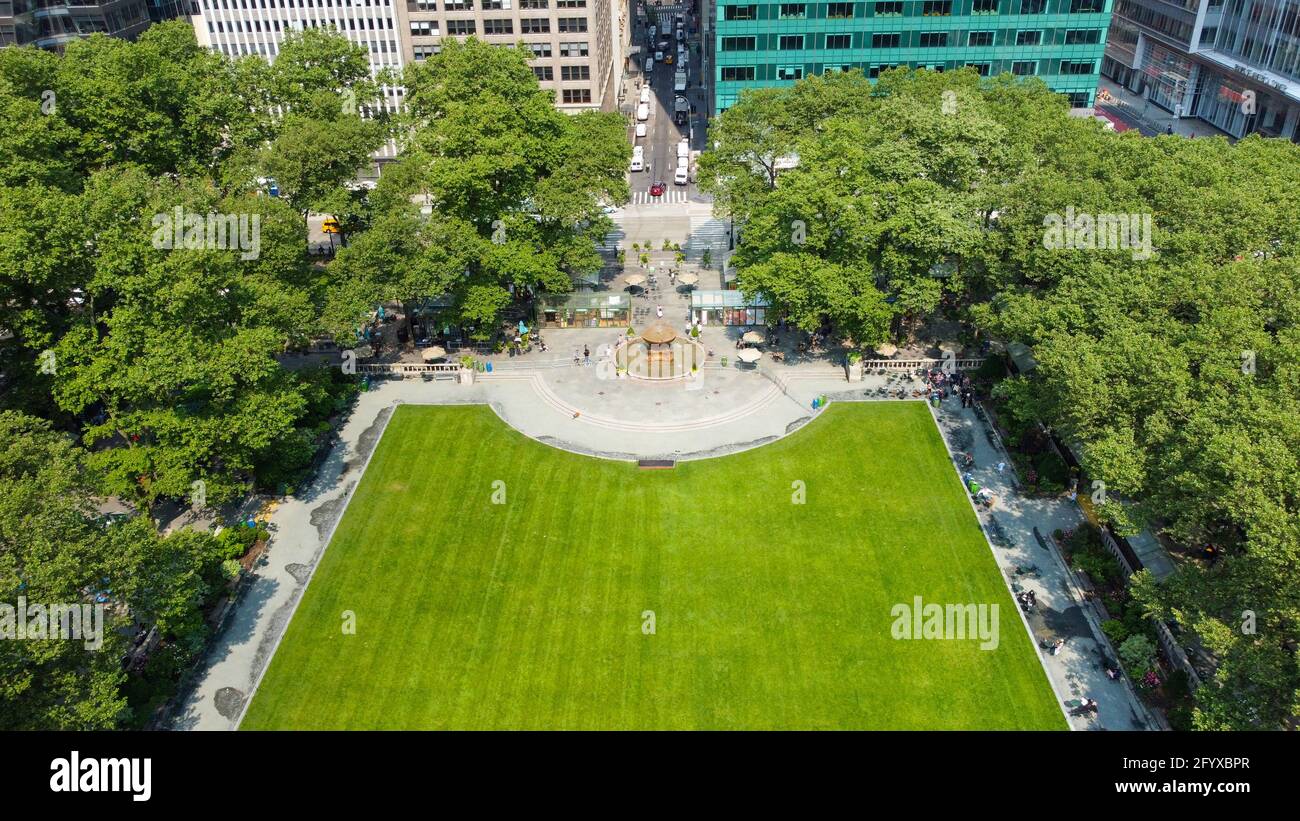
0 412 130 729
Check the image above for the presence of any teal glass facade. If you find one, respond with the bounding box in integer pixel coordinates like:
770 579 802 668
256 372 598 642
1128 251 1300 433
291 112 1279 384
714 0 1114 110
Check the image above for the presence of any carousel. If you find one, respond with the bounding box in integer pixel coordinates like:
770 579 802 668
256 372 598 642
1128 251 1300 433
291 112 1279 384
615 321 707 381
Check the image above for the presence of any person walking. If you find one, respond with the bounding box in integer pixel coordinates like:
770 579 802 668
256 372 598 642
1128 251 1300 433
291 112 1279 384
583 345 591 365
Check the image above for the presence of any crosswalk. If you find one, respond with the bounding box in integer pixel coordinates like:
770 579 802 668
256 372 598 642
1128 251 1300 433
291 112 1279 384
685 215 730 262
647 3 687 16
629 189 691 205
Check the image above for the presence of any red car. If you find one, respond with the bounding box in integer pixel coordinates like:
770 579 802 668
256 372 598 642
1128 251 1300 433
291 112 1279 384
649 181 666 197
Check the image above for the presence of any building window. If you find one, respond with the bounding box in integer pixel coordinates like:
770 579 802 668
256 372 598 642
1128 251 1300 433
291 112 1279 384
1065 28 1100 44
722 36 757 51
777 65 804 80
521 18 549 32
1066 92 1089 107
562 88 592 104
519 0 547 7
868 63 897 78
725 4 756 19
410 21 439 36
778 3 806 18
779 35 804 50
1011 60 1037 75
965 62 991 76
527 42 552 57
1019 0 1044 13
919 32 948 47
413 44 442 59
1070 0 1101 11
559 41 588 56
972 0 997 12
1015 30 1042 45
826 2 853 17
871 32 901 48
556 0 585 6
561 64 590 80
446 20 476 34
825 33 851 48
968 30 994 46
921 0 951 15
483 18 513 34
721 66 756 81
533 66 553 80
558 16 587 32
444 0 472 8
874 0 902 13
1061 59 1094 74
481 0 510 8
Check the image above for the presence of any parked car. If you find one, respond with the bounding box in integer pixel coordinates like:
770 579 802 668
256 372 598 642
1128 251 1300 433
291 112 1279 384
636 102 649 121
674 165 689 186
635 122 647 138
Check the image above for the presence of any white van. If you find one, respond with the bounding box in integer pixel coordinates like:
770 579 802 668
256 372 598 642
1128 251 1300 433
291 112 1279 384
644 57 653 74
631 145 645 172
674 165 689 185
636 102 649 121
677 139 689 161
639 86 651 105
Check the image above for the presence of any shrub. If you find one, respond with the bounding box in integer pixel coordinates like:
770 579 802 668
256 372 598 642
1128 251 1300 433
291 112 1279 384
1119 634 1157 675
1101 619 1130 647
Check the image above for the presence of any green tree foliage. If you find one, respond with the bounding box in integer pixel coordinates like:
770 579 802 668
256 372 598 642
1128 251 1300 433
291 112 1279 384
705 68 1047 340
328 37 630 336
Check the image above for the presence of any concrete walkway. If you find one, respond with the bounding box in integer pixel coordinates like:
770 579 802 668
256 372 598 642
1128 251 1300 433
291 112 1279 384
171 361 1158 730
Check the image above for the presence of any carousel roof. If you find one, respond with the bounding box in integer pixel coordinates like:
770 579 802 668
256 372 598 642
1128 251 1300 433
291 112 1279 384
641 321 677 344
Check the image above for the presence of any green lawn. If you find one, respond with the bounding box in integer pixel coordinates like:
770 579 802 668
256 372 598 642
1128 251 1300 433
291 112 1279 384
241 403 1064 730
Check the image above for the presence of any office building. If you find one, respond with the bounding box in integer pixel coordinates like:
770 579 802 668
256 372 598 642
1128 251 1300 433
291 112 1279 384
1103 0 1300 139
713 0 1114 111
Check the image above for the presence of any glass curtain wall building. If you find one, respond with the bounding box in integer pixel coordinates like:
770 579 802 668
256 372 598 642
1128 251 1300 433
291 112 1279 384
713 0 1114 111
1103 0 1300 139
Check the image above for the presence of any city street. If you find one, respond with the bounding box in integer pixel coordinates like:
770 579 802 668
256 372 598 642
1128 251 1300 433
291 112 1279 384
627 2 704 204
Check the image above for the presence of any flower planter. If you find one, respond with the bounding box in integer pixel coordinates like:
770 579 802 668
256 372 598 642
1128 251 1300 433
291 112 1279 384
458 367 475 385
846 361 864 382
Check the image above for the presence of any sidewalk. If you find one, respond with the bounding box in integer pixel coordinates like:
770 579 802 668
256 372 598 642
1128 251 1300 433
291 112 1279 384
1095 77 1229 139
939 399 1159 730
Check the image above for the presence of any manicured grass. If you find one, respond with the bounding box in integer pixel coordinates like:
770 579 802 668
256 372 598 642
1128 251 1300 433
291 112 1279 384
241 403 1064 730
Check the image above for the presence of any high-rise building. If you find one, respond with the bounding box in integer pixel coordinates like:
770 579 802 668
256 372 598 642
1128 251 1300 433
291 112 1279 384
401 0 630 111
1 0 165 49
1102 0 1300 139
712 0 1114 112
188 0 629 114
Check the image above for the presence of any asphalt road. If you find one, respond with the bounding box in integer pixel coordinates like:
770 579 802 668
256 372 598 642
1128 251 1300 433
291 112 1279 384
630 5 702 202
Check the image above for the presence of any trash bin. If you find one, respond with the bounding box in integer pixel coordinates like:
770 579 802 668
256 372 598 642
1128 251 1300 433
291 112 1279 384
486 362 493 373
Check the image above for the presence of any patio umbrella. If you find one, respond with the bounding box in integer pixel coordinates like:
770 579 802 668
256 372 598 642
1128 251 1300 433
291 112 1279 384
875 342 898 357
624 274 647 288
421 346 447 361
742 330 765 345
736 348 762 363
676 271 700 286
